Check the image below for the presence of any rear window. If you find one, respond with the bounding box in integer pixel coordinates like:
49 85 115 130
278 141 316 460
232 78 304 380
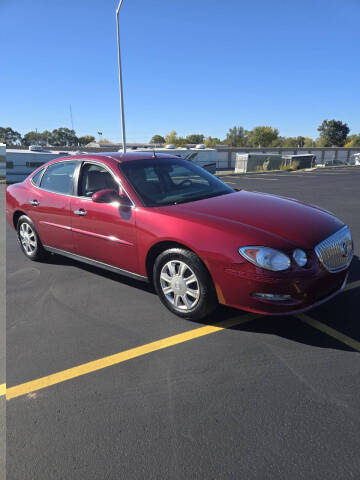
40 161 78 195
31 168 45 186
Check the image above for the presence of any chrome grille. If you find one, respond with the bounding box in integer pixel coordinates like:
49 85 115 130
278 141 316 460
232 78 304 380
315 226 353 273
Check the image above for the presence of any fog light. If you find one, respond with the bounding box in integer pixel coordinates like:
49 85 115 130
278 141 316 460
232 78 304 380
293 249 307 267
252 293 292 301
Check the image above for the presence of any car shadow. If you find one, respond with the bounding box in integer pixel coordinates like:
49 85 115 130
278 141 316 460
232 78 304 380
45 252 360 353
42 251 156 294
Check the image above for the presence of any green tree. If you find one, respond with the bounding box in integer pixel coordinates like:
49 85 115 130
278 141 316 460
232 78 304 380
41 130 53 146
51 127 78 146
224 126 247 146
23 131 42 146
204 136 221 147
278 136 310 148
0 127 22 146
317 119 350 147
248 126 279 147
78 135 95 146
164 130 178 145
150 135 165 144
185 134 205 144
344 134 360 148
303 137 315 147
177 137 188 147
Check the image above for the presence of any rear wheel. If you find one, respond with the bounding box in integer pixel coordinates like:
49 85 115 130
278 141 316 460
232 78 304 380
16 215 47 261
153 248 218 320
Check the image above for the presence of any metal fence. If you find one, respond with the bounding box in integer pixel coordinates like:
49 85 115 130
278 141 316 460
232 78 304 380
215 147 360 170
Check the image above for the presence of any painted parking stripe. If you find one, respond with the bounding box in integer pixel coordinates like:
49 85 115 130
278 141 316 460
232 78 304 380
6 313 260 400
5 280 360 400
297 314 360 352
343 279 360 292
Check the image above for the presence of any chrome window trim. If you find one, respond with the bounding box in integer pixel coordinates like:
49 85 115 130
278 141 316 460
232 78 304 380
315 225 354 273
30 166 47 188
43 245 148 282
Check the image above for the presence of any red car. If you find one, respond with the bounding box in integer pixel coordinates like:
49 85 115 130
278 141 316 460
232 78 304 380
6 152 353 320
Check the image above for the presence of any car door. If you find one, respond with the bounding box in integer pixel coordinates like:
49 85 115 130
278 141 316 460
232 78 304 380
28 160 78 252
70 161 138 274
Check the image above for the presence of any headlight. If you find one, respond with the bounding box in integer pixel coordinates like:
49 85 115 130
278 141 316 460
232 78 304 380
238 246 291 271
293 248 307 267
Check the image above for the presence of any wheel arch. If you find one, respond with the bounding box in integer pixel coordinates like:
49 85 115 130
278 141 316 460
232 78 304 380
145 240 215 287
13 210 27 229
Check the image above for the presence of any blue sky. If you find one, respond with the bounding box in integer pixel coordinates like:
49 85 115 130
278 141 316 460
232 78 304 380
2 0 359 143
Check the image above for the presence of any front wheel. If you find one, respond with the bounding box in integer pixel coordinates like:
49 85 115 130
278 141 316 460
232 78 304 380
17 215 47 261
153 248 218 320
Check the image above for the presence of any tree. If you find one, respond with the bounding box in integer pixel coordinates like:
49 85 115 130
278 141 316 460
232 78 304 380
78 135 95 146
247 126 279 147
0 127 22 146
317 119 350 147
224 126 247 146
164 130 178 145
344 134 360 148
23 131 42 146
51 127 78 146
176 137 187 147
275 136 296 147
204 136 221 147
185 134 205 144
150 135 165 144
41 130 53 146
303 137 315 147
277 136 311 148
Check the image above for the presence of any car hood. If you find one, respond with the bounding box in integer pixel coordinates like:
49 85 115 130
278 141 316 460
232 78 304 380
163 190 344 249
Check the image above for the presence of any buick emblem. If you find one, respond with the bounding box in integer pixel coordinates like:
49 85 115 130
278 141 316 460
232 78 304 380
341 241 349 257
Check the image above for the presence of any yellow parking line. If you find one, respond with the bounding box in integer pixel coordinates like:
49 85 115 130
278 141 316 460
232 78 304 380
0 384 6 397
344 279 360 292
297 314 360 352
6 313 260 400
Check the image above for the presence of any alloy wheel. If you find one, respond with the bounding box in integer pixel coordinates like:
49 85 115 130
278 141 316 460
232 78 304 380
19 222 37 255
160 260 200 310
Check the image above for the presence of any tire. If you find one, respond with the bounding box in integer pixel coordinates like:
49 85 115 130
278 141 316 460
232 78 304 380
16 215 47 261
153 248 218 320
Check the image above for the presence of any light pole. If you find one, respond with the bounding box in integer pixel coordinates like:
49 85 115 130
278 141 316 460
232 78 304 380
116 0 126 154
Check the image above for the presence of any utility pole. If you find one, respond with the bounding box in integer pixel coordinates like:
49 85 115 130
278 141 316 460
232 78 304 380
116 0 127 153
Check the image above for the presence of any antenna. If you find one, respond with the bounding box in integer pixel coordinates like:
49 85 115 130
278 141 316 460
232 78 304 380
116 0 126 154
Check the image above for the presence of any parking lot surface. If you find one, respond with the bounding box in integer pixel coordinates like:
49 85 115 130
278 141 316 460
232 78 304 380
0 185 5 480
6 167 360 479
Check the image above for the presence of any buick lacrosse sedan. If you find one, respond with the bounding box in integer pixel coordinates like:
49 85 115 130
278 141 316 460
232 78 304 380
6 152 353 320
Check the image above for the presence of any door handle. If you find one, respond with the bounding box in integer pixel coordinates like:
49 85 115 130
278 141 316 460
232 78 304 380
29 200 40 206
74 209 87 216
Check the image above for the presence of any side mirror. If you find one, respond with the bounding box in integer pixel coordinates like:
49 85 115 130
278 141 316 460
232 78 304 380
91 189 133 207
92 189 120 203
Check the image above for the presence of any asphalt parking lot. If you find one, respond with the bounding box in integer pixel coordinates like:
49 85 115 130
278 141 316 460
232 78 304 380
0 184 5 480
6 167 360 479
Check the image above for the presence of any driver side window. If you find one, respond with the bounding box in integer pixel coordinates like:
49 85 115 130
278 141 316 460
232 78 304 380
79 163 119 197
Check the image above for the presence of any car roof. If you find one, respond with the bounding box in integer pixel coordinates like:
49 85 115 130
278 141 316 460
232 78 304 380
75 151 182 163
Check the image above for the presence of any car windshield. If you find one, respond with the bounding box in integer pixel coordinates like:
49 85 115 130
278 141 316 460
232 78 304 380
119 158 234 207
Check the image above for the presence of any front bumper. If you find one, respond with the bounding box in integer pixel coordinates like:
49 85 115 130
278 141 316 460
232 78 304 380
215 261 349 315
